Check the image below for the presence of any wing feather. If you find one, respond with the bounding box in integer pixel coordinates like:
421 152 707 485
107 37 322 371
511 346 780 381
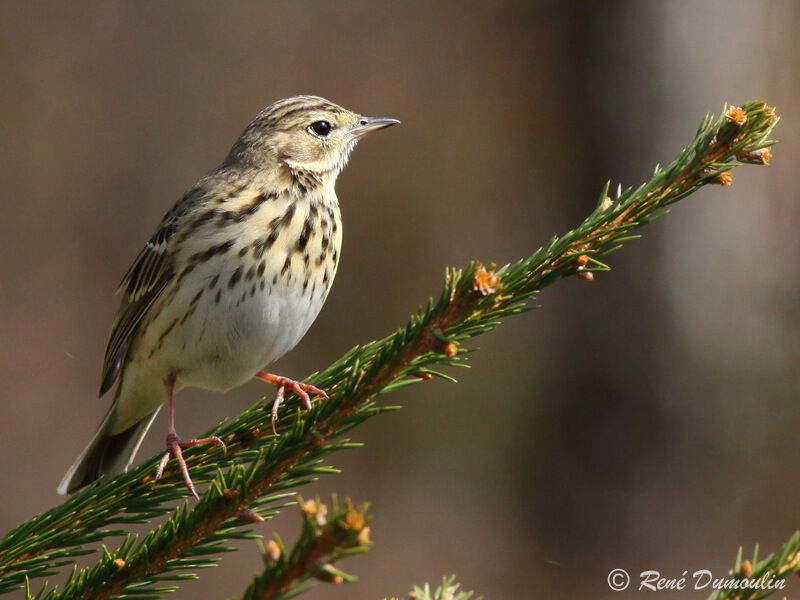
99 199 191 396
98 176 244 396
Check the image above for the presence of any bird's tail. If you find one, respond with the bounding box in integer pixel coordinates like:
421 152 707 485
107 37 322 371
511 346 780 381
57 406 160 495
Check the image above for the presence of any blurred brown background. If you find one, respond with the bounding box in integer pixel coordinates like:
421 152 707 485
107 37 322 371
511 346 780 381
1 1 799 598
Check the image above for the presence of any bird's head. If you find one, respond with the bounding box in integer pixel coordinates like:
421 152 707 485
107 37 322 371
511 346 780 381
227 95 399 181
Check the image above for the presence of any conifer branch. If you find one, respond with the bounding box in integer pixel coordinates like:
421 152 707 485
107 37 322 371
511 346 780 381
406 576 480 600
0 101 779 599
239 496 370 600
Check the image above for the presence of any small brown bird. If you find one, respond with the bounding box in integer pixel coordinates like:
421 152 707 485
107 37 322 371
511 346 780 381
57 96 399 498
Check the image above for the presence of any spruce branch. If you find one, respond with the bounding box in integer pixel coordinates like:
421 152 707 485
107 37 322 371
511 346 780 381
406 576 480 600
0 101 779 598
240 496 370 600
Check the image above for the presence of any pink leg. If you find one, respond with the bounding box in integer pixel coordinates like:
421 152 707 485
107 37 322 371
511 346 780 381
254 371 328 434
154 374 226 499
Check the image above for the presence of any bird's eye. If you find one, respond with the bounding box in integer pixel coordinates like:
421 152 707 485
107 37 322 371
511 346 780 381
309 120 332 138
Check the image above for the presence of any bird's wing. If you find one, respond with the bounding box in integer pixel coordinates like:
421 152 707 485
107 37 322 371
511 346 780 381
99 198 191 397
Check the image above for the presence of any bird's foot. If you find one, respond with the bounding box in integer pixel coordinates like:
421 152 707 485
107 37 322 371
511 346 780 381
155 431 226 499
254 371 328 434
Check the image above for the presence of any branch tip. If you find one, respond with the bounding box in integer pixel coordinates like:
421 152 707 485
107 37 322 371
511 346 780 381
302 498 329 527
714 171 734 186
472 267 499 296
737 147 772 165
357 526 371 545
264 539 281 563
237 509 264 523
313 563 345 584
725 106 747 126
738 559 753 579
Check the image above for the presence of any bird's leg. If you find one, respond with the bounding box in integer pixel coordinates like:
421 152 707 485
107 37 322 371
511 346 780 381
254 371 328 434
154 374 226 499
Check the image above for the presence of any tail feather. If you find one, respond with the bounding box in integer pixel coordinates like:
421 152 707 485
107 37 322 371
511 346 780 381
57 408 160 495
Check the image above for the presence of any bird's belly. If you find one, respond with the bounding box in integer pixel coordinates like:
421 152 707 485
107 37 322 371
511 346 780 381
144 260 331 392
187 290 324 390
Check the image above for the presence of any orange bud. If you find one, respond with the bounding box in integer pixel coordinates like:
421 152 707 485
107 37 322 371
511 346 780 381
737 147 772 165
343 510 365 531
357 526 371 544
715 172 734 186
725 106 747 126
237 509 264 523
265 539 281 562
314 564 345 584
739 560 753 579
430 334 458 357
302 499 319 516
472 267 498 296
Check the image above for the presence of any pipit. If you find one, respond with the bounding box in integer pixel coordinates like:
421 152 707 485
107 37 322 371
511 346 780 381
57 96 399 498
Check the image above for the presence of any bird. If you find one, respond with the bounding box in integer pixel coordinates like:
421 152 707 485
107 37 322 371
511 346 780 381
57 95 399 498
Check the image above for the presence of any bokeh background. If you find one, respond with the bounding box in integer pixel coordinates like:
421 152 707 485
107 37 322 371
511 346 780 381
1 1 799 598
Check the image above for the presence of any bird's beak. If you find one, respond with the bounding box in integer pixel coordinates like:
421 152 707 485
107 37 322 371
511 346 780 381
351 116 400 138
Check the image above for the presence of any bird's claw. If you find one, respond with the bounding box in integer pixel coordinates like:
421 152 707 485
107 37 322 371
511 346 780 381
154 432 226 499
254 371 328 434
